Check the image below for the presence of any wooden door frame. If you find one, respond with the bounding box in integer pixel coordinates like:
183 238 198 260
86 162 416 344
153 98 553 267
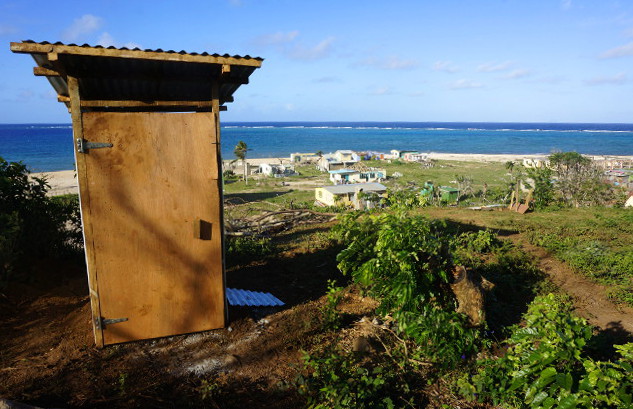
69 78 227 348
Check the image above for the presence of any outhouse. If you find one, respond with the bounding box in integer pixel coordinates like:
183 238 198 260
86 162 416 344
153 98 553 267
11 41 262 347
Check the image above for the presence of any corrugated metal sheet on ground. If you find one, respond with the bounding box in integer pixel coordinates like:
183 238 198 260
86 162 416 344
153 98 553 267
226 288 284 307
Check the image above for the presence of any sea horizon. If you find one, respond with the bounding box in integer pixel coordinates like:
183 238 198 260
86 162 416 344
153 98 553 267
1 121 632 172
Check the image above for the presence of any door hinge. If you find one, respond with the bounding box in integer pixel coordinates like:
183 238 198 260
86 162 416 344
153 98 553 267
77 138 113 153
95 316 128 330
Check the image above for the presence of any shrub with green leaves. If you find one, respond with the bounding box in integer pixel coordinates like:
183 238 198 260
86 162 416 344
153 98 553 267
226 235 275 263
321 279 344 330
1 158 82 285
384 188 427 210
332 212 484 366
453 229 502 254
296 348 412 409
460 293 633 408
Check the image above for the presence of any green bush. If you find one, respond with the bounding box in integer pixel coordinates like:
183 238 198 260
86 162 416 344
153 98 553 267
332 212 485 367
320 279 344 330
225 235 275 263
0 158 82 286
453 229 503 254
460 294 633 408
296 348 412 409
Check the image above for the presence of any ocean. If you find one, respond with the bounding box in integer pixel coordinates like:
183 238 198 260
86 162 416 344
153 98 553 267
1 122 632 172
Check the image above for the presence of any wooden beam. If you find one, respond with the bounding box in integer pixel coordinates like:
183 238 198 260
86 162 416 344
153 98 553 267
58 95 70 103
68 76 104 349
34 66 60 76
11 42 263 68
79 100 216 108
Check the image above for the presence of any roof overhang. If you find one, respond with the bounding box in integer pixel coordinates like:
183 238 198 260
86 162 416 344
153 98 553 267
10 41 263 112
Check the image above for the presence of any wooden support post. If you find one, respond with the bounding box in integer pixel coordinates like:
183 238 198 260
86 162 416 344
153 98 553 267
211 80 228 326
68 76 105 348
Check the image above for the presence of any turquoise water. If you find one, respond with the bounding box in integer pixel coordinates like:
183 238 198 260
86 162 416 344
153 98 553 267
1 122 632 172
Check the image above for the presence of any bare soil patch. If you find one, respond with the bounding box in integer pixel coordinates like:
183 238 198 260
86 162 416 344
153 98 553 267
507 234 633 342
0 225 370 409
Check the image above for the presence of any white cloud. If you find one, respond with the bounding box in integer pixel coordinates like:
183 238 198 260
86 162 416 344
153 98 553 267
62 14 102 42
450 79 483 90
477 61 514 72
255 31 333 61
228 0 242 6
357 56 418 70
599 41 633 59
97 32 115 47
369 86 392 96
288 36 335 61
584 72 627 85
561 0 572 11
432 61 459 73
96 32 141 49
531 75 566 84
0 23 18 35
254 31 299 46
503 69 532 79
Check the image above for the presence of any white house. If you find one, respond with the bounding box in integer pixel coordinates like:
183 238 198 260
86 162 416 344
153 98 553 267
318 151 359 172
315 182 387 209
258 163 296 177
290 152 321 163
402 152 428 162
334 150 360 162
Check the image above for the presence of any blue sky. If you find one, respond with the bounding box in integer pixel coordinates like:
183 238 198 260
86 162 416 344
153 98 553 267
1 0 632 123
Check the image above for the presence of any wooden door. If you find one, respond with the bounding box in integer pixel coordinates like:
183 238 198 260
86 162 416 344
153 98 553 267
79 112 224 346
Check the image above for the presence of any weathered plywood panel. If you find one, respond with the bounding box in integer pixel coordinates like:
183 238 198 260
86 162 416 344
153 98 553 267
81 112 224 345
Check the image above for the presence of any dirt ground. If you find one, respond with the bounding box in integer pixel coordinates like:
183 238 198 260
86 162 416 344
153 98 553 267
507 233 633 342
0 225 378 409
1 221 632 408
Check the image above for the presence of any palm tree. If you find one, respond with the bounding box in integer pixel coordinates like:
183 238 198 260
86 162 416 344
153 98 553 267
234 140 249 184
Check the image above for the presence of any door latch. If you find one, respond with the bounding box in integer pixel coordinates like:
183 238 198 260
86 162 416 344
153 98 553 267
95 316 128 330
77 138 113 153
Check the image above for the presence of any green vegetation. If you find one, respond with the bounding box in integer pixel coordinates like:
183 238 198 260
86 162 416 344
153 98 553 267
297 348 413 409
333 212 486 367
460 294 633 408
521 209 633 306
233 140 249 183
288 202 632 408
0 157 81 286
548 151 612 207
225 235 275 265
320 279 344 330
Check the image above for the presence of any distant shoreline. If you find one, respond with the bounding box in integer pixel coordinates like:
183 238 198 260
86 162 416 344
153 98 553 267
31 153 633 196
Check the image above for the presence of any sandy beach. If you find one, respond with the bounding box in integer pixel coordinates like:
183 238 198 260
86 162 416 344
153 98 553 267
33 153 633 196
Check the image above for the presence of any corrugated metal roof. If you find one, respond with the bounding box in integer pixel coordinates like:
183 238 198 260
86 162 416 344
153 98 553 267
329 169 358 174
16 40 263 62
320 182 387 194
11 40 263 110
226 288 284 307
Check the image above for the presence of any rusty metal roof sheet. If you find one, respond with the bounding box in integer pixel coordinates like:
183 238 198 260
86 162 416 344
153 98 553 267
10 40 263 110
226 288 284 307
